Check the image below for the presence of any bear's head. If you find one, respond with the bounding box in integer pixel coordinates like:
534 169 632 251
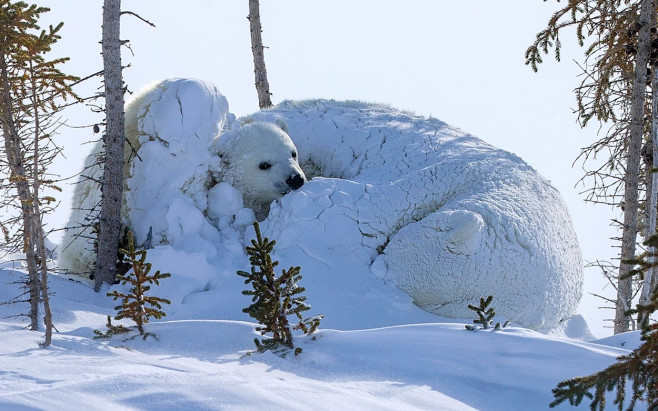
210 119 307 220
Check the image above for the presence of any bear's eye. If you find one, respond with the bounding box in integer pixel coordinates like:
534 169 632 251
259 162 272 170
291 151 297 159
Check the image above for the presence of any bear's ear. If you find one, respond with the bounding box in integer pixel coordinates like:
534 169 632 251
274 118 289 134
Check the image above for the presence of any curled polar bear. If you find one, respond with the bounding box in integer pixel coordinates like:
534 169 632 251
58 78 305 276
250 100 583 331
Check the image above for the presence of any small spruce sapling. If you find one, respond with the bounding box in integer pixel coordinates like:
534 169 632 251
465 295 510 331
238 222 323 355
106 231 171 339
93 315 130 339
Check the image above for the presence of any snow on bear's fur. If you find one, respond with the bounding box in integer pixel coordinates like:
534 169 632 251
248 100 583 332
58 78 305 276
209 119 306 221
59 78 582 332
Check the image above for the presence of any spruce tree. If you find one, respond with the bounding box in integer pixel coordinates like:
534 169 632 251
550 288 657 410
551 233 658 410
95 0 126 291
248 0 272 109
238 222 322 355
0 0 77 346
465 296 509 331
106 231 170 339
527 0 658 334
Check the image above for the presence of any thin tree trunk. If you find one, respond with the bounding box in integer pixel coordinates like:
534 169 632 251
28 60 52 346
639 64 658 326
615 0 655 334
36 227 51 344
0 52 40 330
95 0 126 291
248 0 272 109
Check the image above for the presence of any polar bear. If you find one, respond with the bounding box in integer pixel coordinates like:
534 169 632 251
247 99 583 332
209 119 306 221
58 78 306 277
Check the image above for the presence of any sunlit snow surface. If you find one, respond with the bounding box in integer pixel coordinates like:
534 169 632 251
0 267 638 410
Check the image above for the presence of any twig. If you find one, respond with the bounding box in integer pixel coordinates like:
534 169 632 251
121 11 156 27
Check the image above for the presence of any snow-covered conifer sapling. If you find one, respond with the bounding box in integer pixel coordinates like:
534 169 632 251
106 231 170 339
238 221 323 355
465 295 510 331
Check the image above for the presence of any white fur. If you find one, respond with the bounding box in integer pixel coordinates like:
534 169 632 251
209 121 306 220
57 81 156 276
248 99 584 332
58 78 305 276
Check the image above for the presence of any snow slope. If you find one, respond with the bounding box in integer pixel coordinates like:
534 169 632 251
0 264 640 410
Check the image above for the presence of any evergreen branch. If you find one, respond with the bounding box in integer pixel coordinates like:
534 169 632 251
465 295 508 331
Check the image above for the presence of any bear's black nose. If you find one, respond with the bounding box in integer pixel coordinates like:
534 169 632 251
286 174 305 190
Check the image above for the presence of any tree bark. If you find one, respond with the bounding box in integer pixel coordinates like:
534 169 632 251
248 0 273 109
614 0 655 334
640 57 658 325
95 0 126 292
28 59 53 346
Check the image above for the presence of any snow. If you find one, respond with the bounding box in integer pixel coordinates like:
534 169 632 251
2 80 640 409
126 78 232 248
0 267 639 410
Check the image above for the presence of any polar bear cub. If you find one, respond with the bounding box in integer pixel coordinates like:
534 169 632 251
209 119 306 221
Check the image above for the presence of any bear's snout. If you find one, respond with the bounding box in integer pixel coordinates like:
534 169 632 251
286 174 305 190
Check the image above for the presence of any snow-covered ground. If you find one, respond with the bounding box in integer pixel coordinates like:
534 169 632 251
0 261 641 410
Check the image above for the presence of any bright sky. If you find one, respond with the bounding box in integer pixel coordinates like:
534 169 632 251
38 1 619 337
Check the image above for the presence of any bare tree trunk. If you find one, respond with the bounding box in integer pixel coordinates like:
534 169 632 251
95 0 126 292
614 0 655 334
28 60 53 346
36 229 52 343
248 0 272 109
0 52 40 330
639 64 658 326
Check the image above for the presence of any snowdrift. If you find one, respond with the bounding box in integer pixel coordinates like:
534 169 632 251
2 77 631 410
0 266 636 410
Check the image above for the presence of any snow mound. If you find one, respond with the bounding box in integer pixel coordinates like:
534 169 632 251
59 79 235 276
0 268 632 410
126 78 233 248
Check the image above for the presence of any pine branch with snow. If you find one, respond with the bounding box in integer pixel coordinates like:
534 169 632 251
465 296 509 331
238 222 322 355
